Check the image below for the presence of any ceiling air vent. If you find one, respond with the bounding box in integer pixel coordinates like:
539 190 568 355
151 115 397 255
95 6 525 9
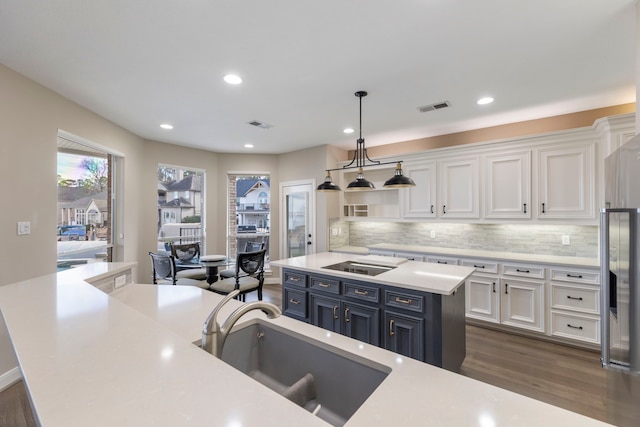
247 120 273 130
417 101 451 113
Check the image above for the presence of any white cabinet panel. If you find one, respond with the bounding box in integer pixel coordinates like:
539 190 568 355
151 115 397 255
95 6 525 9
500 278 545 333
484 151 531 219
403 161 437 218
438 157 479 218
466 275 500 323
537 144 595 219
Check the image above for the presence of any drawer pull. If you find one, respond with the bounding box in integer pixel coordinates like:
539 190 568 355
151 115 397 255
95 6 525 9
516 268 530 273
566 274 583 279
567 324 583 330
289 298 301 305
318 282 331 288
389 319 395 336
354 289 369 296
344 308 350 323
437 260 448 264
395 296 413 305
289 276 301 282
474 264 485 268
333 305 338 320
566 296 584 301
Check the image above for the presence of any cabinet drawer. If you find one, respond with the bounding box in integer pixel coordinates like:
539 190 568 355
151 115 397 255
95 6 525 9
385 289 424 313
460 259 499 274
284 271 307 288
551 311 600 344
343 282 379 303
394 252 425 262
426 255 459 265
502 263 545 279
310 276 340 294
283 288 307 319
551 283 599 315
550 268 599 285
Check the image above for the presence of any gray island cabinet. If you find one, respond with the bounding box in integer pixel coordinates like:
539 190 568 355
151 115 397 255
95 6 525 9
272 252 475 372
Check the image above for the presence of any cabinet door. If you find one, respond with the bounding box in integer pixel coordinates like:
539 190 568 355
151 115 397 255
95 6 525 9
438 157 479 218
484 151 531 219
537 144 594 219
384 310 424 361
402 161 437 218
500 278 545 333
343 300 380 346
466 275 500 323
310 294 341 333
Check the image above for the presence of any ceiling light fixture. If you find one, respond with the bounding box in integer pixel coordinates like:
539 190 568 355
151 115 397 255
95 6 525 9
477 97 494 105
343 128 354 134
317 91 416 192
160 123 174 130
224 74 242 85
244 143 254 148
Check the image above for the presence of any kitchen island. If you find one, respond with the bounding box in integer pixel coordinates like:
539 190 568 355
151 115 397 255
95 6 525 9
0 264 612 426
271 252 475 371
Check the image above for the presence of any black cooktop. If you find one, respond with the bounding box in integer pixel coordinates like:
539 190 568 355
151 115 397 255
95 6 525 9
322 261 395 277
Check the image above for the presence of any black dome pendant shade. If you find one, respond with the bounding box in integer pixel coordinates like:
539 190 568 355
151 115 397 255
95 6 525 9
317 91 415 192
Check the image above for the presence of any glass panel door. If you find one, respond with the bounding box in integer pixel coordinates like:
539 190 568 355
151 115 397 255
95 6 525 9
282 182 315 258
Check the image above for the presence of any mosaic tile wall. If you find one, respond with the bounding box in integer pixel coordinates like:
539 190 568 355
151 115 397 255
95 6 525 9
329 220 598 259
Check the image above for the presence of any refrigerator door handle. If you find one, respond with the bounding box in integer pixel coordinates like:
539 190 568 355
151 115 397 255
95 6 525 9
600 209 611 368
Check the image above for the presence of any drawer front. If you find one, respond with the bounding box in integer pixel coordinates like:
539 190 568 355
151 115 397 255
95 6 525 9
343 282 380 303
550 268 599 285
426 255 459 265
502 263 545 279
551 283 599 315
394 252 425 262
385 289 424 313
310 276 340 294
284 270 307 288
551 311 600 344
460 259 499 274
283 288 307 319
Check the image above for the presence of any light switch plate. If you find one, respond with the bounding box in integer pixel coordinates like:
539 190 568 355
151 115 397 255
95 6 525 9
114 274 127 289
17 221 31 235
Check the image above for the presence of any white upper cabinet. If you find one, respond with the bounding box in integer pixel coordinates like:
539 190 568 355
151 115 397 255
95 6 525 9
438 157 479 218
402 161 437 218
537 143 595 219
484 151 531 219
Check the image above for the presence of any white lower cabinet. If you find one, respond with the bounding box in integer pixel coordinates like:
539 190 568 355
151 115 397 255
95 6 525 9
500 277 545 333
466 274 500 323
549 267 601 344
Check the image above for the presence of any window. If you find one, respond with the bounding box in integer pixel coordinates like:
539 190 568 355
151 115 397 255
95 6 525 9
228 174 270 263
157 165 205 253
57 131 121 270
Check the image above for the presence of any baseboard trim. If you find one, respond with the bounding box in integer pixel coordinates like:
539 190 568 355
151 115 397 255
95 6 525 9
0 366 22 392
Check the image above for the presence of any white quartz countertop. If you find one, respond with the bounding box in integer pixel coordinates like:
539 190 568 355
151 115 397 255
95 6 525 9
360 243 600 268
271 252 476 295
0 264 611 426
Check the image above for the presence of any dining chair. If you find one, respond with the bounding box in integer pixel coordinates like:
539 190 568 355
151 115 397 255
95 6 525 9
148 252 209 289
170 242 207 280
219 242 265 279
208 249 266 301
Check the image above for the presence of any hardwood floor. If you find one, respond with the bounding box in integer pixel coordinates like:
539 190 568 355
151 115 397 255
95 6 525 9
0 284 614 425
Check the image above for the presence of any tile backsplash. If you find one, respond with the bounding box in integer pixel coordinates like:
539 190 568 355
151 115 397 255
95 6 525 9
329 220 598 259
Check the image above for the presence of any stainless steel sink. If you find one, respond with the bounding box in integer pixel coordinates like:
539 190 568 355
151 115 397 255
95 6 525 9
198 319 390 426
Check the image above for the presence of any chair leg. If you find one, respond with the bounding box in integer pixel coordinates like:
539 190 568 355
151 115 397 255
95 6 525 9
257 287 263 301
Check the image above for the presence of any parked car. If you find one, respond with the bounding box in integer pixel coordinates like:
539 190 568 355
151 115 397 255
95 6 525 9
57 225 87 241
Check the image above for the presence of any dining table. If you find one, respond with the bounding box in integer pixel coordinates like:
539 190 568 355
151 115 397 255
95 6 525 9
199 254 230 285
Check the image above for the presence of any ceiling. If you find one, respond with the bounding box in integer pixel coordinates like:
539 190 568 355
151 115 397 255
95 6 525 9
0 1 636 154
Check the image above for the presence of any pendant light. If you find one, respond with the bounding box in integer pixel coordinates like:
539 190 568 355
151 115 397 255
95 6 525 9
317 91 415 192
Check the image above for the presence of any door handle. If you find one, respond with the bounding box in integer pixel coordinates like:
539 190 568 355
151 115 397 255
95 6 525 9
333 305 338 319
344 308 350 322
389 319 395 336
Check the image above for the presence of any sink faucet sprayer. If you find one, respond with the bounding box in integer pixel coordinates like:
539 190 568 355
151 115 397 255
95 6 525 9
202 290 282 357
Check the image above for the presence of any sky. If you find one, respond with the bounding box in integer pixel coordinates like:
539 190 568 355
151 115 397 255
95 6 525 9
57 152 92 181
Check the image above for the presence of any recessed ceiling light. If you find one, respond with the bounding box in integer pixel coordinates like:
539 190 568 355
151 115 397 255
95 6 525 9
477 97 494 105
160 123 174 130
224 74 242 85
244 143 254 148
343 128 354 134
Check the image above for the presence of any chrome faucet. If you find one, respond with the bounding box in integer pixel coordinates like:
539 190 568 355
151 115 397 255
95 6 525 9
202 290 282 357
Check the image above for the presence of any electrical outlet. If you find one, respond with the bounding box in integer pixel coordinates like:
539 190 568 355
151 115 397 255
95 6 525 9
331 228 338 236
562 235 571 245
114 275 127 289
430 230 436 239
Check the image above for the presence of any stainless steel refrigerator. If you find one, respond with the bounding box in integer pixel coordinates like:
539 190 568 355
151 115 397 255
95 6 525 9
600 134 640 426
